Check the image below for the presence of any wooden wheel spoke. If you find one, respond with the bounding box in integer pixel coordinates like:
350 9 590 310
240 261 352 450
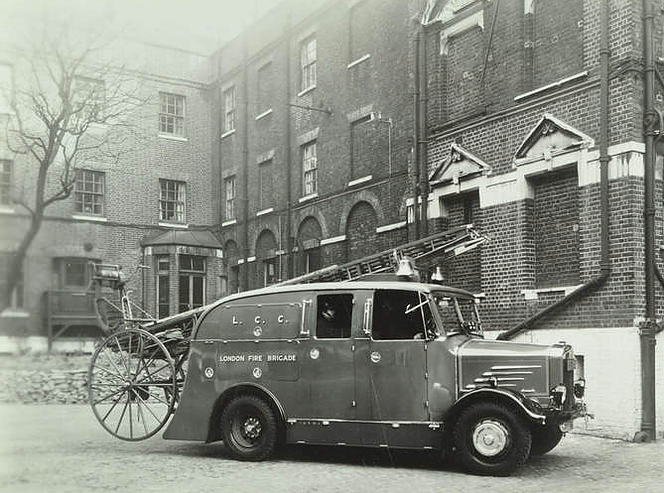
93 386 128 406
114 396 130 435
101 346 127 379
135 363 171 385
144 389 170 406
134 396 150 436
92 365 125 382
134 392 163 426
128 398 133 439
101 392 124 423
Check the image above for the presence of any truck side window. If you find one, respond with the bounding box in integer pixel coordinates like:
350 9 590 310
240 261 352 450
372 290 432 340
316 294 353 338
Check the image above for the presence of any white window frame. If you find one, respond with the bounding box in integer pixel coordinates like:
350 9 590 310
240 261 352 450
302 141 318 196
0 159 11 205
225 175 236 220
159 179 186 223
74 169 105 216
300 36 317 92
159 92 185 137
223 86 236 132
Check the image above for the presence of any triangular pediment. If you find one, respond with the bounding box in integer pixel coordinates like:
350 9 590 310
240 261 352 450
514 113 594 164
429 143 491 185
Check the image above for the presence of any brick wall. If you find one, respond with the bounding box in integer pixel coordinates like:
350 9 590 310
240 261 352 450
532 168 580 287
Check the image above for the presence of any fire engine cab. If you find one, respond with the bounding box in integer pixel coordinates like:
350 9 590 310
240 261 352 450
163 277 588 476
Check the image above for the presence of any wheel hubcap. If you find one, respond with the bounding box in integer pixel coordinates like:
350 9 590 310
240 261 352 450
242 417 262 440
472 419 509 457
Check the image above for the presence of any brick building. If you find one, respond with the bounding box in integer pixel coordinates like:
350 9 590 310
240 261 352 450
0 21 224 350
213 0 419 293
0 0 663 440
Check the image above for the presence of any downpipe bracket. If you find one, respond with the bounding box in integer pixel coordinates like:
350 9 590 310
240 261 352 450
638 318 663 338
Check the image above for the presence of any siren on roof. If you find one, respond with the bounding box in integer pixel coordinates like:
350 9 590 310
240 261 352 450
431 265 445 284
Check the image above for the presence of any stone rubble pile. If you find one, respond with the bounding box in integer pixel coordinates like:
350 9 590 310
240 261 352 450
0 354 92 404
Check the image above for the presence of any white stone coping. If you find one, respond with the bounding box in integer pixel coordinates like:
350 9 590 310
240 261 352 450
298 193 318 203
256 207 274 217
255 108 273 121
347 54 371 69
439 10 484 55
158 133 188 142
0 309 29 318
297 85 316 97
521 284 583 301
0 206 16 214
348 175 372 187
257 149 275 164
72 214 107 223
320 234 346 246
514 71 588 101
221 129 236 139
221 219 237 227
237 258 245 264
158 221 188 229
276 249 286 256
376 221 407 233
246 256 257 263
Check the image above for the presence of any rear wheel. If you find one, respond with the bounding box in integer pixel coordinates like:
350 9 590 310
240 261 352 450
530 422 564 456
221 395 278 461
454 402 531 476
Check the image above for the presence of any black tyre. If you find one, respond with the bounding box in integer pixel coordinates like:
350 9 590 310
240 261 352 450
530 423 563 456
221 395 278 461
453 402 532 476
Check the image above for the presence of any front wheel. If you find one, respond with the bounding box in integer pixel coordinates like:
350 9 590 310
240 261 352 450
530 422 564 456
453 402 532 476
221 395 278 461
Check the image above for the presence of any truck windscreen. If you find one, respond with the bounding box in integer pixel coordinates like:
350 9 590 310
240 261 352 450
432 293 483 336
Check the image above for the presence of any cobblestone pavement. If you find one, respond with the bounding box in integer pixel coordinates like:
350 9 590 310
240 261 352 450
1 404 663 493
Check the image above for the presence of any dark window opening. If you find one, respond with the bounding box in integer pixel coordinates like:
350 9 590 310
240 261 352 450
316 294 353 339
372 290 434 340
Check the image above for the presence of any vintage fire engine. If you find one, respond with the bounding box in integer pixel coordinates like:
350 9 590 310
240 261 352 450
87 225 588 476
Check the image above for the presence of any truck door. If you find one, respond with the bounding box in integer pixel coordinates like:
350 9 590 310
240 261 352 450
299 291 357 420
354 289 430 427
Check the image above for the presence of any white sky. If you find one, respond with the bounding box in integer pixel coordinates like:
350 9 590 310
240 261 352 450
1 0 281 54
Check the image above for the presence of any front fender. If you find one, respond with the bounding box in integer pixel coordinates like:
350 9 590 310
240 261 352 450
447 388 546 425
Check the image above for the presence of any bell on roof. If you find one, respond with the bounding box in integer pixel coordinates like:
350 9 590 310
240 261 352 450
395 257 420 281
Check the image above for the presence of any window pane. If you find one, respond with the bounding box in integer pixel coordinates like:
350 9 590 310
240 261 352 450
64 260 87 287
316 294 353 338
372 290 429 340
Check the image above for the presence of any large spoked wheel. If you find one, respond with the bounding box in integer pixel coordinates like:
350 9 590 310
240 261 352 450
530 422 564 456
221 395 278 461
454 402 532 476
88 327 177 441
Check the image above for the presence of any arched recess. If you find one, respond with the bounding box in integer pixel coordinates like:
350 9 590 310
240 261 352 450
345 201 378 261
338 190 385 234
224 240 240 294
256 229 278 286
296 216 323 275
291 206 329 239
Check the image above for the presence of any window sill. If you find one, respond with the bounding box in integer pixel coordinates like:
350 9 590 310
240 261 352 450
221 129 236 139
0 205 15 214
158 133 188 142
376 221 407 233
347 54 371 69
348 175 372 187
320 234 346 246
521 284 582 301
514 71 588 102
297 86 316 97
256 207 274 217
255 108 273 121
0 309 29 318
298 193 318 203
159 221 188 229
72 214 107 223
221 219 237 227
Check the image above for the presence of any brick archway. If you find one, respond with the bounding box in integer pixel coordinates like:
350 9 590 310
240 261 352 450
345 201 378 261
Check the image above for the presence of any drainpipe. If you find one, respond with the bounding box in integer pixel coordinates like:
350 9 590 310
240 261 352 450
418 19 429 238
413 26 422 240
241 39 250 291
285 14 293 281
640 0 657 442
498 0 611 340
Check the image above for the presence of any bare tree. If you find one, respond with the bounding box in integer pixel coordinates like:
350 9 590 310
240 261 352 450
1 32 147 309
